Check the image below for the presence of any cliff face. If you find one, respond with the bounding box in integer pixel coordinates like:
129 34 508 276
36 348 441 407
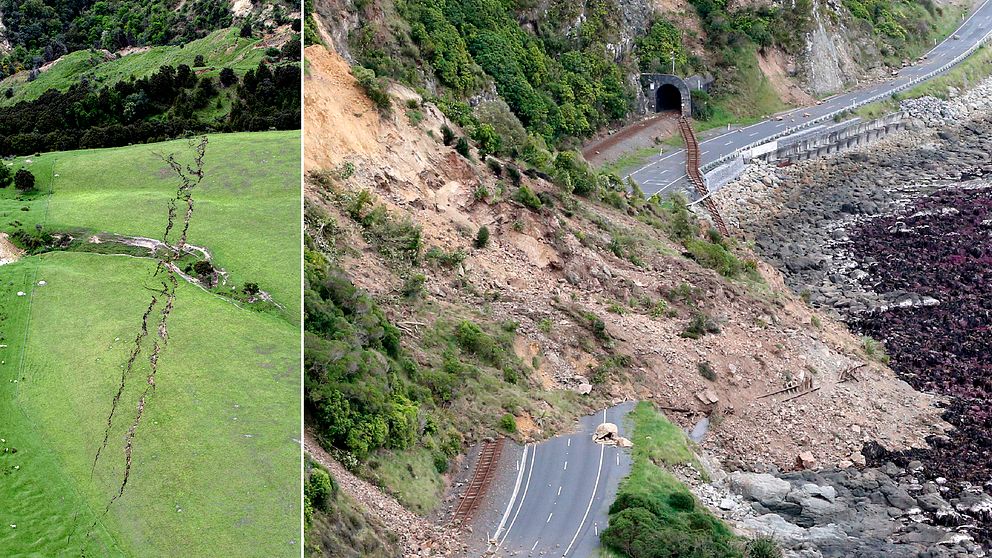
318 0 967 123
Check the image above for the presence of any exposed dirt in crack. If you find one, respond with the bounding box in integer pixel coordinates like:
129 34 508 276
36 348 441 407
91 136 208 517
0 232 24 265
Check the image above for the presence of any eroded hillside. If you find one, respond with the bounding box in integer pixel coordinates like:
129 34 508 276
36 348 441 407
302 43 950 556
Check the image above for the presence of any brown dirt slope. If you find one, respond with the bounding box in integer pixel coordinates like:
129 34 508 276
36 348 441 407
303 43 950 557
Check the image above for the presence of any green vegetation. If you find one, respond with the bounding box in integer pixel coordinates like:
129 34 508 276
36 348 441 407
0 131 300 556
513 184 543 210
603 402 745 558
842 0 962 61
0 132 302 319
351 65 392 112
475 226 490 248
861 336 891 364
0 28 271 106
305 459 399 557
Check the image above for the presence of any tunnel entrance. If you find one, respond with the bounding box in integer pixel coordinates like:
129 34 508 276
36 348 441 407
656 83 683 113
641 74 691 116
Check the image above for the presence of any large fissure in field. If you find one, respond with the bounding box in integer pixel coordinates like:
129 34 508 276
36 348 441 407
93 137 208 512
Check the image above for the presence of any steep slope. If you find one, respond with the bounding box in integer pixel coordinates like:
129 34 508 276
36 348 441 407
303 42 949 556
315 0 971 147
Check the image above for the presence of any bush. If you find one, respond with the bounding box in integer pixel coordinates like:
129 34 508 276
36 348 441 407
668 490 695 511
681 312 720 339
193 54 205 67
192 260 214 277
684 238 743 277
402 273 426 298
0 164 12 188
426 246 466 268
453 320 503 366
305 468 334 512
441 124 456 146
698 361 717 381
506 165 522 185
486 158 503 176
14 168 35 191
746 536 783 558
472 123 502 159
455 137 471 158
513 185 542 210
351 65 391 111
475 226 490 248
498 413 517 432
691 89 715 120
219 67 238 87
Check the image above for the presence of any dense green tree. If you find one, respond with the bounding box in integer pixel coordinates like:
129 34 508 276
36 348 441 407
0 164 12 188
13 168 34 191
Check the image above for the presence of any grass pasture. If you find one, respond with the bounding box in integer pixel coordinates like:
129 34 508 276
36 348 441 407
0 28 269 106
0 131 301 557
1 131 301 320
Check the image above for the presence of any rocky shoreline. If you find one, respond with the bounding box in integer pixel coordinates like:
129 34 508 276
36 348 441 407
705 84 992 555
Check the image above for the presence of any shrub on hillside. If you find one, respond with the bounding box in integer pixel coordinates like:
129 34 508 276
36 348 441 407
455 137 470 158
14 168 34 191
498 413 517 432
684 238 743 277
474 226 490 248
0 164 12 188
513 185 542 210
351 65 391 111
441 125 456 146
747 536 783 558
681 312 721 339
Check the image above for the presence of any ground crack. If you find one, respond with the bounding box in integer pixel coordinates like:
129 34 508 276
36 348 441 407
90 136 208 517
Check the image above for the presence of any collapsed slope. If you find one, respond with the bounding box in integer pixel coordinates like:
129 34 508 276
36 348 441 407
303 43 949 556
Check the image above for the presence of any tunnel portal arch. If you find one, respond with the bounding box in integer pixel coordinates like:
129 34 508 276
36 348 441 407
641 74 691 117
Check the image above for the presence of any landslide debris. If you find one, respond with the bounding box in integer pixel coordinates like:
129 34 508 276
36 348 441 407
304 42 949 557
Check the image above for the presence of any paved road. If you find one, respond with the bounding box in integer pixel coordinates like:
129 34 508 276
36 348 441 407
484 401 635 558
628 0 992 197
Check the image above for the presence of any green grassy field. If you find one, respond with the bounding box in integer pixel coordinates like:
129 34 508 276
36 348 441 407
2 131 301 321
0 131 301 557
0 28 269 106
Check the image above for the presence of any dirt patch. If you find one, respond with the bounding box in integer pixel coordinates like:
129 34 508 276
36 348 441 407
0 233 24 265
757 48 816 107
304 45 383 171
581 112 678 167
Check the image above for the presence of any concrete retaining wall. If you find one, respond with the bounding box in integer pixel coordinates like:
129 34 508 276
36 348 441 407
704 156 746 192
748 112 908 164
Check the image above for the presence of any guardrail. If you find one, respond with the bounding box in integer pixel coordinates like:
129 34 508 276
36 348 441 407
698 19 992 174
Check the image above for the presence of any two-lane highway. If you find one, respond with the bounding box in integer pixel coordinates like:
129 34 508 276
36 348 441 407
483 401 635 558
629 0 992 197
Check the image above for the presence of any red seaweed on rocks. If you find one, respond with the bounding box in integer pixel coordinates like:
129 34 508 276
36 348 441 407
849 182 992 546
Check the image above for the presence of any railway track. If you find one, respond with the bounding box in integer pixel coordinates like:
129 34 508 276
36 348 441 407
678 116 730 236
451 437 504 526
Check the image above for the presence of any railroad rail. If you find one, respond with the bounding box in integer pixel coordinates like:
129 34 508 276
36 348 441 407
451 437 504 526
678 116 730 236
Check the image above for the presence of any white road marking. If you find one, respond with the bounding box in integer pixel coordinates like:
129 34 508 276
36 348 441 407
567 439 570 447
563 461 568 471
492 444 529 542
532 540 540 551
495 445 537 548
557 486 562 496
617 453 620 466
547 512 554 523
560 409 609 557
